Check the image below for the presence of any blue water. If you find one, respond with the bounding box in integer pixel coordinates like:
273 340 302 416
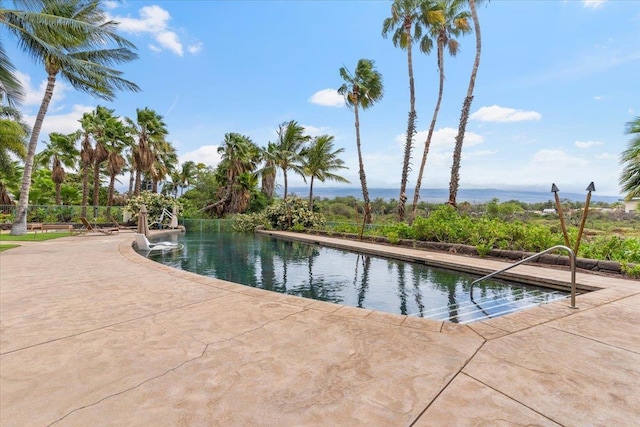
284 187 620 204
145 231 568 323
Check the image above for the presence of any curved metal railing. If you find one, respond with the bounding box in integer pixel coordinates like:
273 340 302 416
470 245 577 309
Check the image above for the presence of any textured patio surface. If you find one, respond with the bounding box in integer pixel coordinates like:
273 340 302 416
1 231 638 426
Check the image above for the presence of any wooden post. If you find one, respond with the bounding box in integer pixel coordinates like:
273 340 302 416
574 182 595 256
551 183 570 247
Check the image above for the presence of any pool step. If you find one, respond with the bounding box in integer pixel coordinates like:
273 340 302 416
409 290 568 324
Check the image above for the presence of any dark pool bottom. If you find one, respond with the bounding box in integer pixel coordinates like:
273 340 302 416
144 231 569 323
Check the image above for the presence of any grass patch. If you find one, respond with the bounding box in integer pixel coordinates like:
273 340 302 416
0 244 20 252
0 232 71 242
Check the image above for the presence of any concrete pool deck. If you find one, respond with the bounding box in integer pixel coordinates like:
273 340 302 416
1 231 639 426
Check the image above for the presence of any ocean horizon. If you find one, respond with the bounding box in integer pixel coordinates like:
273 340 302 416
284 187 621 204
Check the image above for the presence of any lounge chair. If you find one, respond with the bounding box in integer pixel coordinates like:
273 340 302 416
134 233 182 251
108 214 137 231
79 217 120 235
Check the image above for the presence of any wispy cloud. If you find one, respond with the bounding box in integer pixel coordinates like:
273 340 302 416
575 140 603 148
582 0 606 9
471 105 542 123
180 145 222 168
23 104 95 137
309 89 344 108
112 5 201 56
301 124 329 137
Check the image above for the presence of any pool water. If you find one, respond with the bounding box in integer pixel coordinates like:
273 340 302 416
144 231 568 323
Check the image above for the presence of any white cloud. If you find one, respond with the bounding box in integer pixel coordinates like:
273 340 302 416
309 89 344 107
399 127 484 150
24 104 95 138
180 145 222 168
187 42 203 54
575 140 603 148
596 152 617 160
594 95 604 101
103 1 119 10
530 149 589 168
582 0 606 9
302 124 329 137
471 105 542 123
112 5 201 56
17 71 69 109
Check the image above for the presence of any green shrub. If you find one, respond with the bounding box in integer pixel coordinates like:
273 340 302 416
264 197 325 231
232 213 266 232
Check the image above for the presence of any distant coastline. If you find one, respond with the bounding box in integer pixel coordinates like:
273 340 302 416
284 187 621 204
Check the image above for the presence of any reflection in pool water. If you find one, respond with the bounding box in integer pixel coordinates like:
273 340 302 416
144 231 568 323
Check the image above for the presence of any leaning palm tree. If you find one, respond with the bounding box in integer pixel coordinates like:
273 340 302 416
382 0 442 221
620 117 640 201
413 0 471 214
301 134 350 210
447 0 483 207
8 0 139 235
274 120 311 199
36 131 79 205
338 58 384 224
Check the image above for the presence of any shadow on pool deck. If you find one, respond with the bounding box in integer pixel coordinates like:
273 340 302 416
1 231 639 426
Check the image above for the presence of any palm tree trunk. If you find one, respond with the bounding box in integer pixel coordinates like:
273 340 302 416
128 170 134 196
93 161 101 208
448 0 481 207
398 28 416 222
354 104 372 224
55 183 61 205
134 169 141 195
413 42 446 214
81 161 89 217
308 176 315 210
10 72 56 235
283 169 289 200
106 174 115 216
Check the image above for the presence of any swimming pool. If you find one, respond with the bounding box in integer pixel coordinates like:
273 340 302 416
143 231 569 323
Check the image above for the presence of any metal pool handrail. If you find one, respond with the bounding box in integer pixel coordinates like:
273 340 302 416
470 245 577 309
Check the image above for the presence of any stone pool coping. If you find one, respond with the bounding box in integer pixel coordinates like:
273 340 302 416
1 230 638 425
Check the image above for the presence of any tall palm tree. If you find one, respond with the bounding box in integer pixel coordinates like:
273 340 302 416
36 131 79 205
259 141 278 199
0 106 29 176
148 140 177 193
126 107 168 195
302 134 350 210
103 116 130 214
448 0 483 207
338 58 384 224
178 160 196 196
8 0 139 235
412 0 470 215
89 106 115 209
78 110 95 217
620 117 640 200
274 120 310 199
382 0 442 221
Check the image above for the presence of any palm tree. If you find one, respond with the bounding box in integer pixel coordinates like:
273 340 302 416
274 120 310 199
204 133 261 216
448 0 483 207
0 106 29 176
103 116 130 214
620 117 640 200
89 106 115 209
338 58 384 224
382 0 443 221
259 141 278 199
412 0 470 215
148 140 177 193
178 160 196 195
8 0 139 235
302 134 350 210
0 41 25 106
126 107 168 195
78 111 95 217
36 131 79 205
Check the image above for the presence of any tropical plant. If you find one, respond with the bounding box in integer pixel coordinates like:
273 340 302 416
620 116 640 201
263 196 325 231
8 0 139 235
36 131 79 204
203 133 261 216
301 134 349 210
178 160 196 196
274 120 310 199
126 107 168 195
0 106 29 178
413 0 471 214
103 117 131 214
338 58 384 224
382 0 443 220
259 141 278 199
447 0 483 207
78 110 95 217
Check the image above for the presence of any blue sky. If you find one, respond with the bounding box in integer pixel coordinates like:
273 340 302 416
6 0 639 197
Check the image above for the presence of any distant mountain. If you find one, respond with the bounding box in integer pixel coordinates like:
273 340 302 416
284 187 621 204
